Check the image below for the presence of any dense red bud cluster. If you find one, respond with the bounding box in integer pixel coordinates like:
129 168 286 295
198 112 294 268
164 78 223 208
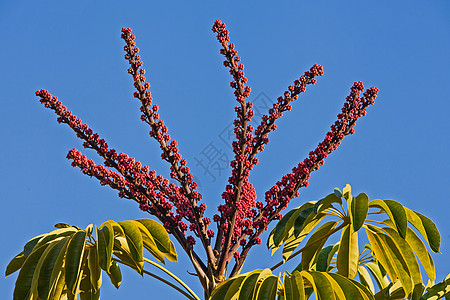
121 28 213 247
36 22 380 283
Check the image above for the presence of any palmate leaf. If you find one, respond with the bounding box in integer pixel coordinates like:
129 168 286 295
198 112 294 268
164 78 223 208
6 219 177 299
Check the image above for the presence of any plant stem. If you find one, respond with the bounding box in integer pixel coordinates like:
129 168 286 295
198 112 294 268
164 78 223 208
113 258 200 300
144 258 201 300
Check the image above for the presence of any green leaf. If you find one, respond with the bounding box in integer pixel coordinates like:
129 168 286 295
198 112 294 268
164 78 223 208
255 275 278 300
366 225 413 296
421 273 450 299
287 271 305 300
364 262 389 290
369 199 407 238
97 223 114 274
54 223 81 230
47 236 72 300
33 228 79 253
301 271 336 300
210 276 239 300
37 236 71 299
281 214 325 261
88 246 102 292
334 188 342 198
23 233 46 257
358 266 375 294
65 230 87 293
136 219 177 262
13 242 52 300
119 221 144 272
329 273 374 300
223 274 246 300
106 260 122 289
315 245 335 272
301 221 339 270
343 184 352 200
381 227 422 287
80 259 100 300
351 193 369 232
238 269 264 300
405 227 436 282
5 252 26 277
314 193 342 214
337 224 359 279
134 220 170 263
406 209 440 253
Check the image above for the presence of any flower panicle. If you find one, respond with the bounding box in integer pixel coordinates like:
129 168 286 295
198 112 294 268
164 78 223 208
258 82 379 227
121 28 212 247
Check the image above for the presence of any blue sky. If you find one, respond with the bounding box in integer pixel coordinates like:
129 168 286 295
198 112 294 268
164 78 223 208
1 1 449 299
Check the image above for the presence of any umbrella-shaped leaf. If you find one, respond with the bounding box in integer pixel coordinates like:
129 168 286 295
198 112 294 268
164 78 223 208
119 221 144 272
13 242 52 300
351 193 369 232
369 200 407 238
406 209 440 253
65 230 87 293
255 275 278 300
136 219 177 262
5 252 26 277
37 236 71 299
106 260 122 289
97 222 113 272
334 187 342 198
88 247 102 292
337 225 359 279
301 221 339 270
54 223 81 230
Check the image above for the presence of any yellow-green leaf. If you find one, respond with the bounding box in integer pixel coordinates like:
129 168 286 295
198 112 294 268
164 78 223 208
238 269 263 300
364 262 389 290
329 272 374 300
404 227 436 282
65 230 87 293
47 236 72 300
301 271 336 300
369 199 407 238
337 225 359 279
351 193 369 232
255 275 278 300
106 260 122 289
119 221 144 272
5 252 26 277
136 219 177 262
37 236 71 299
88 247 102 292
287 271 305 300
301 221 338 270
97 222 114 272
358 266 375 294
13 242 52 300
406 209 440 253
